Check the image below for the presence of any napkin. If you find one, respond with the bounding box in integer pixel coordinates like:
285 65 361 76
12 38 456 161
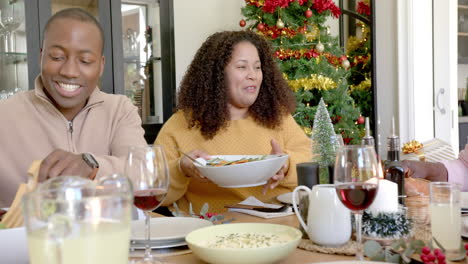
227 196 294 219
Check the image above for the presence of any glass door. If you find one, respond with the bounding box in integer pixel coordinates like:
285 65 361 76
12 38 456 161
120 0 172 124
0 0 27 99
120 1 162 124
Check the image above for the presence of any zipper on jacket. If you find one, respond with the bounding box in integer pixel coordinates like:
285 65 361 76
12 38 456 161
68 121 74 134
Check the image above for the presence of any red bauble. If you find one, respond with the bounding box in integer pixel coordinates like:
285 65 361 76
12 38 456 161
257 23 265 31
357 116 365 125
239 19 246 27
305 9 313 18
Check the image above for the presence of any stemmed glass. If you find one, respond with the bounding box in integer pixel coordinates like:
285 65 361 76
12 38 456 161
125 145 170 264
334 145 380 260
1 1 24 96
1 1 23 53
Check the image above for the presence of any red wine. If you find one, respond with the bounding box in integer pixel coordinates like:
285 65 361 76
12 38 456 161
336 183 378 211
134 189 167 211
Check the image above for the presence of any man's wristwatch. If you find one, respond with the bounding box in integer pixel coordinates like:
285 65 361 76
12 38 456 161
82 153 99 180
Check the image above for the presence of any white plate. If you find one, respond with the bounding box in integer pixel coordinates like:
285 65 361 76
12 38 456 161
130 239 187 249
277 192 293 204
462 215 468 238
276 191 303 204
131 217 212 242
0 227 29 264
462 192 468 208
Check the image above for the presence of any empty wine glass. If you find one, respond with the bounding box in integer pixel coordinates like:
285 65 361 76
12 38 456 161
334 145 380 260
1 1 23 53
125 145 170 264
1 1 24 95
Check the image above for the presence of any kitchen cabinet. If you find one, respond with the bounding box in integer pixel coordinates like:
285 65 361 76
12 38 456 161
0 0 175 143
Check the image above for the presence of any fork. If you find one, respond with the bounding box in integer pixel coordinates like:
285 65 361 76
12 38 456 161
175 148 206 166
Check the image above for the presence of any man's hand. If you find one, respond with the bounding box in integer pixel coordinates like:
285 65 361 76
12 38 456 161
179 149 212 182
401 160 448 182
38 149 94 182
263 139 287 194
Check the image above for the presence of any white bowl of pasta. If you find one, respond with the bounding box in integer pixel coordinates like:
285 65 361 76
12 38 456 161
193 154 289 188
185 223 301 264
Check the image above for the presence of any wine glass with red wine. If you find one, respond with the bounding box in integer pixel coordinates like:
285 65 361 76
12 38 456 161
126 145 170 264
334 145 380 260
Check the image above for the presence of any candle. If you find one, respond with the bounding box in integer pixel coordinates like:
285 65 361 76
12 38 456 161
368 178 399 215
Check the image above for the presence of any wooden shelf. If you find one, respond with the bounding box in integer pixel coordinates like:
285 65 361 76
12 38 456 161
459 5 468 14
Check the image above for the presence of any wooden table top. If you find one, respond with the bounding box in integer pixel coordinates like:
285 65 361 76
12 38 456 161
136 212 355 264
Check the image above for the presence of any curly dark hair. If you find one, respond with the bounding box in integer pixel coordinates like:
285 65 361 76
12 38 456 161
178 30 296 139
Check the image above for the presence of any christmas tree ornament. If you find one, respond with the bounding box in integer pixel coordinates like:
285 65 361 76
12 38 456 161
316 42 324 53
357 116 365 125
326 26 331 35
239 19 246 27
342 59 350 69
305 9 313 18
276 18 285 29
256 22 265 31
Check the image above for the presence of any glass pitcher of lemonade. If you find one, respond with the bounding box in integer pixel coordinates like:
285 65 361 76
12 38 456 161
23 175 133 264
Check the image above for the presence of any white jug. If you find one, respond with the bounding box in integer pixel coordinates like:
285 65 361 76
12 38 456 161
292 184 351 247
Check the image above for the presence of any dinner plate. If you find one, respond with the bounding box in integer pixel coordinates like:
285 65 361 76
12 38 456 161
130 239 187 249
276 191 303 205
462 215 468 239
131 217 212 243
276 192 293 204
462 192 468 208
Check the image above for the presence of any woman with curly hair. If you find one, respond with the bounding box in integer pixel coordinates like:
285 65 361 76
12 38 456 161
156 30 312 213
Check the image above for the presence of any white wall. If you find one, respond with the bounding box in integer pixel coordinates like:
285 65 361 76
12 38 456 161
173 0 245 90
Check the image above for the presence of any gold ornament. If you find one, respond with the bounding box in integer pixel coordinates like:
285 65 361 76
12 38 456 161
287 74 337 92
402 140 424 154
276 18 285 29
302 126 312 136
350 78 372 92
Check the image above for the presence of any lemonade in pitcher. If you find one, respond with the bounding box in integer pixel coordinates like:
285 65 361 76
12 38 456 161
23 176 133 264
28 221 130 264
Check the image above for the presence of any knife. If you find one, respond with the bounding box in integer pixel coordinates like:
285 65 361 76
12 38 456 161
224 204 289 213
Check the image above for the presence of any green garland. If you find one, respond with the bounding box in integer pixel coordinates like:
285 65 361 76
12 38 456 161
362 210 412 239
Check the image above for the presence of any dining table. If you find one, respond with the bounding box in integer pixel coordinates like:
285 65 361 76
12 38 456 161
130 212 355 264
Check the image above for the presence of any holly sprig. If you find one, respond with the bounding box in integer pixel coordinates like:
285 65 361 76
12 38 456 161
364 238 425 263
364 238 468 264
171 202 234 224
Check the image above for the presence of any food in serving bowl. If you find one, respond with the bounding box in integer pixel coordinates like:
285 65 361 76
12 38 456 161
186 223 301 264
193 154 288 188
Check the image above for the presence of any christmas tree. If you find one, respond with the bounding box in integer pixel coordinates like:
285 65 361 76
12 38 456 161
311 98 340 183
311 98 337 166
241 0 364 144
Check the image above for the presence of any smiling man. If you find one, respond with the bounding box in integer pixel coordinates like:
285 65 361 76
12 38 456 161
0 8 147 207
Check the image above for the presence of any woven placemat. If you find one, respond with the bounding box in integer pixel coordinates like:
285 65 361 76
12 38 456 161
298 239 357 255
412 224 431 243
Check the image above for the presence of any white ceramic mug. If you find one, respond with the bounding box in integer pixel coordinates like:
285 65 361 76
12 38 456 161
292 184 351 247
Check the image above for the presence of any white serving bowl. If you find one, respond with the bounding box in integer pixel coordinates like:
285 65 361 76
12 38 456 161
0 227 29 263
186 223 301 264
193 154 289 188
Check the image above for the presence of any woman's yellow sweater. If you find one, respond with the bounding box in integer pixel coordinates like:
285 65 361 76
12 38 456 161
155 111 312 213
